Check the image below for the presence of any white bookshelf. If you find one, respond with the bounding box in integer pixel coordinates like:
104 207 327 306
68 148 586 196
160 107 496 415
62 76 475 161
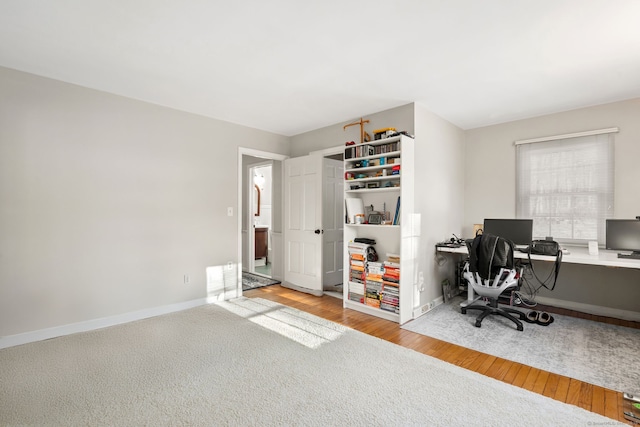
343 135 417 324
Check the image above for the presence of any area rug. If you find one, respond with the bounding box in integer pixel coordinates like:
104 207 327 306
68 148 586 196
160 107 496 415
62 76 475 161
0 297 616 426
402 296 640 394
242 271 280 291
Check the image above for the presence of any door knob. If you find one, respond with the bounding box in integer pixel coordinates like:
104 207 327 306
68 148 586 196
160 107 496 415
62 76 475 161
314 229 321 234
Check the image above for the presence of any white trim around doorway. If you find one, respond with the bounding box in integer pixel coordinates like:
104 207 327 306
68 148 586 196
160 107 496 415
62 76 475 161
237 148 288 297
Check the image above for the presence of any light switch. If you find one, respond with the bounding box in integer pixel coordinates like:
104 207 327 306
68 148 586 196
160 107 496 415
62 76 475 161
227 207 233 216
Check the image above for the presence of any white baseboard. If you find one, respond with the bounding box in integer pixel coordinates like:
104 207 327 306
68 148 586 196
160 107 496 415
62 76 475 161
0 298 208 350
535 296 640 323
413 296 445 319
280 281 323 297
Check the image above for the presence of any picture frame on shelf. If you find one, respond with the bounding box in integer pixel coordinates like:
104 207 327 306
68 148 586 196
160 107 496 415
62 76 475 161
368 213 383 225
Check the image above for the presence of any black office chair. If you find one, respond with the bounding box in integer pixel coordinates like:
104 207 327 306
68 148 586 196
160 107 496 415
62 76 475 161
461 233 526 331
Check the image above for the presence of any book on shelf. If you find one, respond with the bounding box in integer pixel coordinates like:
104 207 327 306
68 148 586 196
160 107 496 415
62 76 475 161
386 253 400 263
382 275 399 283
381 295 399 305
347 241 370 253
349 292 364 303
383 260 400 269
349 281 365 295
382 281 399 289
365 297 381 308
392 197 401 225
380 302 400 314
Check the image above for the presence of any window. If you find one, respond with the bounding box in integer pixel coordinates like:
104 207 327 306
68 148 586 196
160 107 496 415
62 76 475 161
516 129 616 245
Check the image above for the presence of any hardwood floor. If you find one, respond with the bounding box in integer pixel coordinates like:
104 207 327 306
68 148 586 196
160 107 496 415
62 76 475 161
244 285 636 425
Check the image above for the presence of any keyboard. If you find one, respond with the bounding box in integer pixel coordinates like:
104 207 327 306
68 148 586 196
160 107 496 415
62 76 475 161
436 243 462 248
618 252 640 259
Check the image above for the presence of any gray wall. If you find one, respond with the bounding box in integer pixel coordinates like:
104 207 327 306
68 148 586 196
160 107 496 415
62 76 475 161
290 104 415 157
0 67 289 337
414 103 465 308
464 98 640 232
464 98 640 315
3 64 637 338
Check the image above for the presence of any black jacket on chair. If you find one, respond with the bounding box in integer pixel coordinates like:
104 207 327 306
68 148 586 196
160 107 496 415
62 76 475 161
466 233 515 280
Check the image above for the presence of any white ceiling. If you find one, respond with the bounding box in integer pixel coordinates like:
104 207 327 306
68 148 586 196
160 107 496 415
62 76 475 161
1 1 640 136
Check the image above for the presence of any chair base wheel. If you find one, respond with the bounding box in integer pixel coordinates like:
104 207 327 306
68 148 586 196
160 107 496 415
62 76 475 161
475 320 482 328
461 308 467 314
517 324 523 331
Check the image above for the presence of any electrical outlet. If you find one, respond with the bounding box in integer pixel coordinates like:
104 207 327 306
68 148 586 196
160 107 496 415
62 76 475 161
225 261 233 271
421 301 435 313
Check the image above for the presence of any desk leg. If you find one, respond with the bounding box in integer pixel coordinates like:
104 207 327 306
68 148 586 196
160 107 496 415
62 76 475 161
459 286 481 308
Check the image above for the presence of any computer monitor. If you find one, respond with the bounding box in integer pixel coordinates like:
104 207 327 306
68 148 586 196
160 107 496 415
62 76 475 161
606 219 640 256
483 219 533 247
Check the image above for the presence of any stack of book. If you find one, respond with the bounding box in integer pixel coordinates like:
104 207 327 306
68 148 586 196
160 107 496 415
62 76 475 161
365 261 384 308
380 254 400 313
347 242 368 303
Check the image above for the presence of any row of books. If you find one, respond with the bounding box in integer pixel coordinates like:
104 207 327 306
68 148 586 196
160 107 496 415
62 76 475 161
365 261 384 308
347 242 369 303
344 141 400 159
380 254 400 314
348 244 401 314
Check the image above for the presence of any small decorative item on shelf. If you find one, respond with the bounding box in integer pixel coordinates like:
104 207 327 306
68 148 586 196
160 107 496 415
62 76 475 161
373 128 397 140
368 212 383 224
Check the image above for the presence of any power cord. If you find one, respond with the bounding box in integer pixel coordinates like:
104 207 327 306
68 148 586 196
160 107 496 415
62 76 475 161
514 264 541 307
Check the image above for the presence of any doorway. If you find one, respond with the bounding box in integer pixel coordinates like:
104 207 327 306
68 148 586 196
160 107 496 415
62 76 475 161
250 163 272 277
238 148 287 296
321 152 344 299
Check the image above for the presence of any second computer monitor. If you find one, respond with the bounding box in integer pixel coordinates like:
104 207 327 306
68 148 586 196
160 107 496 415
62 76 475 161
483 219 533 246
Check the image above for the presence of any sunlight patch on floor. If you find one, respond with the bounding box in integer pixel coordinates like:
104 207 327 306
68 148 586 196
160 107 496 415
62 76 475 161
217 297 346 349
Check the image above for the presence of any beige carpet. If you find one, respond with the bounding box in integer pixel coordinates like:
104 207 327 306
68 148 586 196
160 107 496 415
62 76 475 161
0 297 618 426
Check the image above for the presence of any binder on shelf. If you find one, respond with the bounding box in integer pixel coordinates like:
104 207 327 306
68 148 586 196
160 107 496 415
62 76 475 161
345 198 365 224
392 196 401 225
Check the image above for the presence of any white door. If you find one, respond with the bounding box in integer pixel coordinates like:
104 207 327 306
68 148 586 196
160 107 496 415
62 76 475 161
283 155 323 293
322 158 344 288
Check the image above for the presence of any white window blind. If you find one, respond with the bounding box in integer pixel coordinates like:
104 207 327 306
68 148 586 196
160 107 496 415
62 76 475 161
516 131 615 244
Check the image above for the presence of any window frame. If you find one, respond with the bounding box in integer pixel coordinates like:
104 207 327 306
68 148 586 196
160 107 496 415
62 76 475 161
515 128 617 246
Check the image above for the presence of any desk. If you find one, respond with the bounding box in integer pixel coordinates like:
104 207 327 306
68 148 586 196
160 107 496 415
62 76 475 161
437 245 640 306
437 245 640 269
